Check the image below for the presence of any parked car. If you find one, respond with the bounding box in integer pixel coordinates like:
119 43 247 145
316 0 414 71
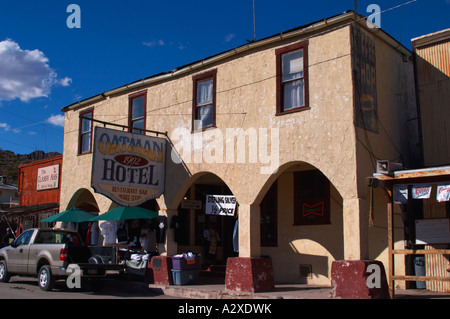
0 228 125 291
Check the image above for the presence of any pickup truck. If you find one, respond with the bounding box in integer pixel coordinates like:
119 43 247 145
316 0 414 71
0 228 125 291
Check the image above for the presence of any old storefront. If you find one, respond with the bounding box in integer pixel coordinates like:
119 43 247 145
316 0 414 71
59 11 421 290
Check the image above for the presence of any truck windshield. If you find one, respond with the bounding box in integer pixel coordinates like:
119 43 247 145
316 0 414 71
35 230 82 245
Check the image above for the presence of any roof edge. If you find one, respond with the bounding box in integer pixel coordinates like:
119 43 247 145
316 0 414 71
62 10 411 113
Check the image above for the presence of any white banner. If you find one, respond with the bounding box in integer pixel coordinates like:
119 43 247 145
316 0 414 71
411 184 432 199
91 127 166 207
205 195 237 216
437 184 450 202
394 184 408 204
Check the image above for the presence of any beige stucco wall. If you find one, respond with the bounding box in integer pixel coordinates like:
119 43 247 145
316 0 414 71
60 21 418 285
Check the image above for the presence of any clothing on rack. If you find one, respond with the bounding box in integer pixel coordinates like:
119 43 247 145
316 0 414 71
100 220 117 244
155 216 167 244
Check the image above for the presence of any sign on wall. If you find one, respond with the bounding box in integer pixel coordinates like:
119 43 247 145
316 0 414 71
37 164 60 190
205 195 237 216
181 199 202 210
91 127 166 207
352 25 378 133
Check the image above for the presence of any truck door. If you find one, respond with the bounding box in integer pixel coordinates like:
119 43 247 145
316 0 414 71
7 230 34 274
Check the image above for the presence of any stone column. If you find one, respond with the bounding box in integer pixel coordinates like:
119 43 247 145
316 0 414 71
225 203 275 293
238 204 260 258
342 198 369 260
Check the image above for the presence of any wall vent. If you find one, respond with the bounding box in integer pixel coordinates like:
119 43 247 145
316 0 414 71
299 264 312 278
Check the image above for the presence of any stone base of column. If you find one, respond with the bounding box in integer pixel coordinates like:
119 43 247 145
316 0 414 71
151 256 173 285
331 260 390 299
225 257 275 293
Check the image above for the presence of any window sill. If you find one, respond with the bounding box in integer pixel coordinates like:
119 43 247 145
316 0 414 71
191 125 217 134
276 106 310 116
77 151 92 156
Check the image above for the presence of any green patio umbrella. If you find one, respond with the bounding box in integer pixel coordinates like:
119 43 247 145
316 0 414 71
89 206 158 221
41 207 97 223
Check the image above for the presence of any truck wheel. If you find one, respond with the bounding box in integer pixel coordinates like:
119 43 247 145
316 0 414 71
0 261 11 283
38 265 55 291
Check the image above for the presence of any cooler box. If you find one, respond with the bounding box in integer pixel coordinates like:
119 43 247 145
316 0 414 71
172 269 199 285
172 255 200 270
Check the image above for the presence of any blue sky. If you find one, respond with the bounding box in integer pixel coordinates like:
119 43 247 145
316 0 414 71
0 0 449 155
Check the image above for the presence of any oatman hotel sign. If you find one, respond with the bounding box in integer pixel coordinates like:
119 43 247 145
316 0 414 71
91 127 166 207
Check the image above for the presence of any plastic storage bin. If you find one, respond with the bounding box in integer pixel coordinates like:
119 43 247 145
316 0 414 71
172 255 200 270
172 269 199 285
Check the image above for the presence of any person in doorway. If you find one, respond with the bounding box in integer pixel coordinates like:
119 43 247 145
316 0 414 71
203 223 220 262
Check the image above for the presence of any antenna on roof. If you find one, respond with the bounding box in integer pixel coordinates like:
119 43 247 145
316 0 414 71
247 0 256 43
253 0 256 42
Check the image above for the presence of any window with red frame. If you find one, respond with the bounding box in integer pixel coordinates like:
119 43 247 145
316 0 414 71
78 108 93 154
276 41 309 114
129 91 147 134
192 69 217 131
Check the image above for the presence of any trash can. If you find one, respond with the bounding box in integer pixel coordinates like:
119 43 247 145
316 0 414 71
414 256 426 289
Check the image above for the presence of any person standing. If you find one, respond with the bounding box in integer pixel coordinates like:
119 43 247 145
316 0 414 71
203 223 220 261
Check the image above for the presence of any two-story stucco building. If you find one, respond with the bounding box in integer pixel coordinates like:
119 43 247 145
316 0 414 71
59 11 421 290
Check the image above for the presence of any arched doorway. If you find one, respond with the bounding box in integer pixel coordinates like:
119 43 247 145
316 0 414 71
66 188 100 213
256 161 344 285
174 172 237 273
64 188 100 244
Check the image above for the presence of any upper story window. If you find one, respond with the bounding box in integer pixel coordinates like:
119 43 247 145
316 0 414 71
78 108 93 155
276 40 309 114
129 91 147 134
192 69 217 132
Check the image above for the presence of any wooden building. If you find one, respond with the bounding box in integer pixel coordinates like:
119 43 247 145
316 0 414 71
0 155 62 233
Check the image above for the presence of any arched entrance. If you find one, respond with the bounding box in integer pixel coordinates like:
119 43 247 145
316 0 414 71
66 188 100 213
64 188 100 244
173 172 238 274
256 161 344 285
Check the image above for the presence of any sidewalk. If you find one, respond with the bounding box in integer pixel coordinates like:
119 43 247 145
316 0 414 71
148 283 333 299
147 280 450 299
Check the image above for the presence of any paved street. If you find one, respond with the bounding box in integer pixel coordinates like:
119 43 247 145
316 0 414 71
0 276 179 299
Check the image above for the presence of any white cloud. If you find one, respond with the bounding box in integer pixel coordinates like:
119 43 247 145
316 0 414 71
58 77 72 87
0 123 10 131
0 123 20 133
224 33 236 43
142 39 187 50
0 39 71 102
47 114 65 127
142 39 166 47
